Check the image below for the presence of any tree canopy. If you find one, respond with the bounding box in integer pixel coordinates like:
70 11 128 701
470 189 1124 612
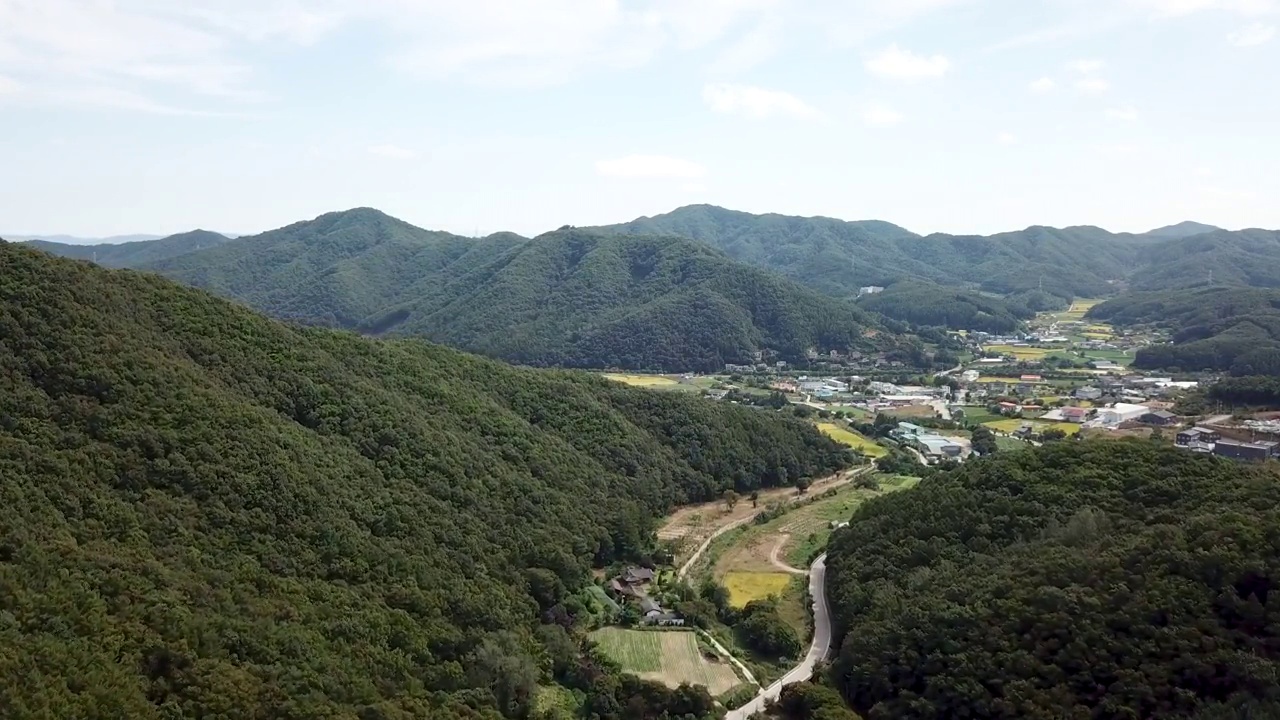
856 280 1035 333
127 210 921 372
825 440 1280 719
0 242 855 718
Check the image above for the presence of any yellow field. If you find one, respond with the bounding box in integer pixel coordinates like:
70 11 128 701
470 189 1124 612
984 344 1051 359
603 374 679 387
723 571 793 607
977 376 1026 383
982 419 1083 436
1055 299 1103 322
816 423 888 457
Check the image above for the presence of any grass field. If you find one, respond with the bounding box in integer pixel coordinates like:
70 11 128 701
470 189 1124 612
722 571 793 607
589 628 741 694
958 406 1001 424
816 423 887 458
995 436 1030 452
983 418 1083 436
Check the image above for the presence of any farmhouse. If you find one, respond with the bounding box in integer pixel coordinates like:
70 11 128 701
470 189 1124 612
1061 407 1089 423
1075 386 1103 401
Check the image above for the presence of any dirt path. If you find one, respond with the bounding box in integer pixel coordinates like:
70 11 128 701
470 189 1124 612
768 535 807 575
672 467 868 581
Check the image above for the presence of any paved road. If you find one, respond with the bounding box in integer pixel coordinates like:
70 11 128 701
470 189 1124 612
724 554 834 720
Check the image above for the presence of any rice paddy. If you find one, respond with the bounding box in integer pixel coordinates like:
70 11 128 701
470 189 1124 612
982 418 1083 436
722 571 794 607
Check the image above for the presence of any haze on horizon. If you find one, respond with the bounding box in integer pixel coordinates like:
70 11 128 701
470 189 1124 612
0 0 1276 239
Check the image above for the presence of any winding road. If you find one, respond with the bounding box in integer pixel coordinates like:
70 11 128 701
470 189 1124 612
724 553 834 720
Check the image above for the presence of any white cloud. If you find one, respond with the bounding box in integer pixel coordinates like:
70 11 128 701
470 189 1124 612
1029 76 1057 93
1130 0 1277 16
997 132 1020 145
864 44 950 80
1069 59 1106 73
368 144 418 160
862 101 904 127
702 83 822 119
1075 78 1111 93
705 24 780 75
595 155 707 179
1106 105 1140 121
1229 22 1277 45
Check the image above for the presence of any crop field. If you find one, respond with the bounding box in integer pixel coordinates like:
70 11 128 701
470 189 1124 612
984 344 1051 359
722 571 793 607
603 374 682 388
816 423 887 457
1054 298 1104 322
589 628 740 694
982 418 1083 436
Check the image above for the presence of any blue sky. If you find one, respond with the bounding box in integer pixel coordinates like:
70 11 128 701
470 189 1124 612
1 0 1277 239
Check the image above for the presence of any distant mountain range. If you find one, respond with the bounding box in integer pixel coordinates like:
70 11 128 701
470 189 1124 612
11 205 1278 367
21 230 231 268
135 209 920 372
4 233 165 244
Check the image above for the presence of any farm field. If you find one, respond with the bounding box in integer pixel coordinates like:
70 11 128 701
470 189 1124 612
882 404 936 419
602 373 693 391
958 406 1001 424
722 571 793 607
657 470 854 566
982 418 1083 436
1053 298 1103 322
995 436 1030 452
983 344 1052 360
816 423 887 458
589 628 741 694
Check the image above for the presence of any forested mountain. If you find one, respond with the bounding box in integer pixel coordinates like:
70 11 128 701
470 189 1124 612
856 281 1035 333
0 241 854 718
1143 220 1222 240
23 229 229 268
1088 286 1280 373
826 441 1280 720
141 210 913 372
1130 229 1280 291
595 205 1134 301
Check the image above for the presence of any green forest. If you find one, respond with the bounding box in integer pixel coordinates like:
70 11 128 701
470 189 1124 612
856 281 1035 333
595 205 1146 301
136 210 921 372
1088 286 1280 373
1130 229 1280 291
26 230 230 268
824 441 1280 719
0 242 856 719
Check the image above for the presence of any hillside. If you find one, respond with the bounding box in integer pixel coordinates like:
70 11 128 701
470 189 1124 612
825 441 1280 719
1131 229 1280 291
0 241 855 718
1143 220 1222 240
146 210 914 372
595 206 1134 301
856 280 1035 333
1088 286 1280 373
22 230 230 268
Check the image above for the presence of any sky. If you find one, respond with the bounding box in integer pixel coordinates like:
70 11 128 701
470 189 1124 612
1 0 1277 240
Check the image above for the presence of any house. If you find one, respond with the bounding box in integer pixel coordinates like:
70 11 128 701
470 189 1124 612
1020 374 1043 382
976 357 1006 364
961 370 981 383
1091 360 1121 371
609 567 655 598
639 598 662 617
1139 410 1178 426
1062 407 1089 423
1176 427 1221 446
1014 423 1035 438
858 286 885 296
997 401 1020 415
1213 439 1279 462
1075 387 1103 401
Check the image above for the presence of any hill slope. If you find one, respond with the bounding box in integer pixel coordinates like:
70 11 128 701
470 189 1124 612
856 280 1035 333
22 230 230 268
1088 286 1280 373
1143 220 1222 239
596 205 1135 300
147 211 912 372
1131 229 1280 291
0 241 853 718
826 441 1280 719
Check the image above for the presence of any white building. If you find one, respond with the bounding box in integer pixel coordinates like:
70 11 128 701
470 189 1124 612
859 286 885 296
1100 403 1149 426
